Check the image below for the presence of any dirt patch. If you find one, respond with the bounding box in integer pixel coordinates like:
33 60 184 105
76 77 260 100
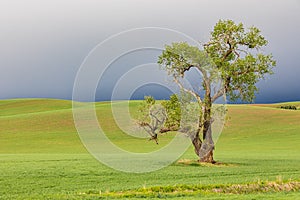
176 159 236 167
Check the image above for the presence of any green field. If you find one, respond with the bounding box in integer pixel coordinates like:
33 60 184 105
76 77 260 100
0 99 299 199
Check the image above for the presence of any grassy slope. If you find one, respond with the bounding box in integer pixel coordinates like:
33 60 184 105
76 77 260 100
0 99 299 199
251 101 300 110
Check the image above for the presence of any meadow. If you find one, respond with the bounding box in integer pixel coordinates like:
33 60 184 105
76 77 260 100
0 99 299 199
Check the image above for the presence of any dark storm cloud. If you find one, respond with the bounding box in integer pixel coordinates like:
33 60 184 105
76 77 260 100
0 0 299 103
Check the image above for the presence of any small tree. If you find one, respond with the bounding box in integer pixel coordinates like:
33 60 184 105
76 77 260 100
137 96 167 144
160 94 181 133
156 20 276 163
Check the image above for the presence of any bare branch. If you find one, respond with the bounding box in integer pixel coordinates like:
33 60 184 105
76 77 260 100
212 88 225 102
137 105 167 145
139 121 159 144
222 49 233 61
173 77 202 104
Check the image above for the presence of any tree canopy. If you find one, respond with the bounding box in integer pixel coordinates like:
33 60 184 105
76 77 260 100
158 19 276 103
138 20 276 163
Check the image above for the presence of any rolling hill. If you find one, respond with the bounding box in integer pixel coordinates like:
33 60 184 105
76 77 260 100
0 99 299 199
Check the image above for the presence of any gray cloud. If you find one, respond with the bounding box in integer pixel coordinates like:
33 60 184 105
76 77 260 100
0 0 299 102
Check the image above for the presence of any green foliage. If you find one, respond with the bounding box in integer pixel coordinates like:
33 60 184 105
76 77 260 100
144 95 155 105
138 95 156 121
139 93 200 133
161 94 181 130
158 42 212 78
158 19 276 103
205 19 276 102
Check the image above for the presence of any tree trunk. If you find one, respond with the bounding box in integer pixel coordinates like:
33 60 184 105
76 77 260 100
199 120 215 163
190 123 215 163
198 91 215 163
191 133 202 157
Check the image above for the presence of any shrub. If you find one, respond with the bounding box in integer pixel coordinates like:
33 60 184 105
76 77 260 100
280 105 297 110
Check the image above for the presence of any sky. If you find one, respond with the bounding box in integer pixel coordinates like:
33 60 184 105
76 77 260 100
1 0 300 103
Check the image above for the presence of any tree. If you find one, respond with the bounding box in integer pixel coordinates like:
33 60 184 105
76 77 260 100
137 96 167 144
160 94 181 133
157 20 276 163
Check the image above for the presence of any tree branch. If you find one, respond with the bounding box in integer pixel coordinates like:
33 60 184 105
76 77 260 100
212 88 225 102
173 77 202 104
138 120 160 144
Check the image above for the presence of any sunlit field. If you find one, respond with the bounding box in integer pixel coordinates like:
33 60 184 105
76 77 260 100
0 99 299 199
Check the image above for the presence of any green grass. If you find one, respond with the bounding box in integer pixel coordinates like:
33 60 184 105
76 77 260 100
252 101 300 109
0 99 299 199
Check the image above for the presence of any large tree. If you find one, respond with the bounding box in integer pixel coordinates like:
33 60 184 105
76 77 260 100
140 20 276 163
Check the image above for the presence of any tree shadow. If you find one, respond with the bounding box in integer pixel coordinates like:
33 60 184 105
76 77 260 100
175 159 238 167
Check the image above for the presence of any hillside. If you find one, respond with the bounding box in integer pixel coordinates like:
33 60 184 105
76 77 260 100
0 99 299 199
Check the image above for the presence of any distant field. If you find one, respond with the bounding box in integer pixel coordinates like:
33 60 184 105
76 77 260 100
251 101 300 109
0 99 299 199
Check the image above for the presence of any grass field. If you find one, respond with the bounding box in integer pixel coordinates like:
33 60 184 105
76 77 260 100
0 99 299 199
